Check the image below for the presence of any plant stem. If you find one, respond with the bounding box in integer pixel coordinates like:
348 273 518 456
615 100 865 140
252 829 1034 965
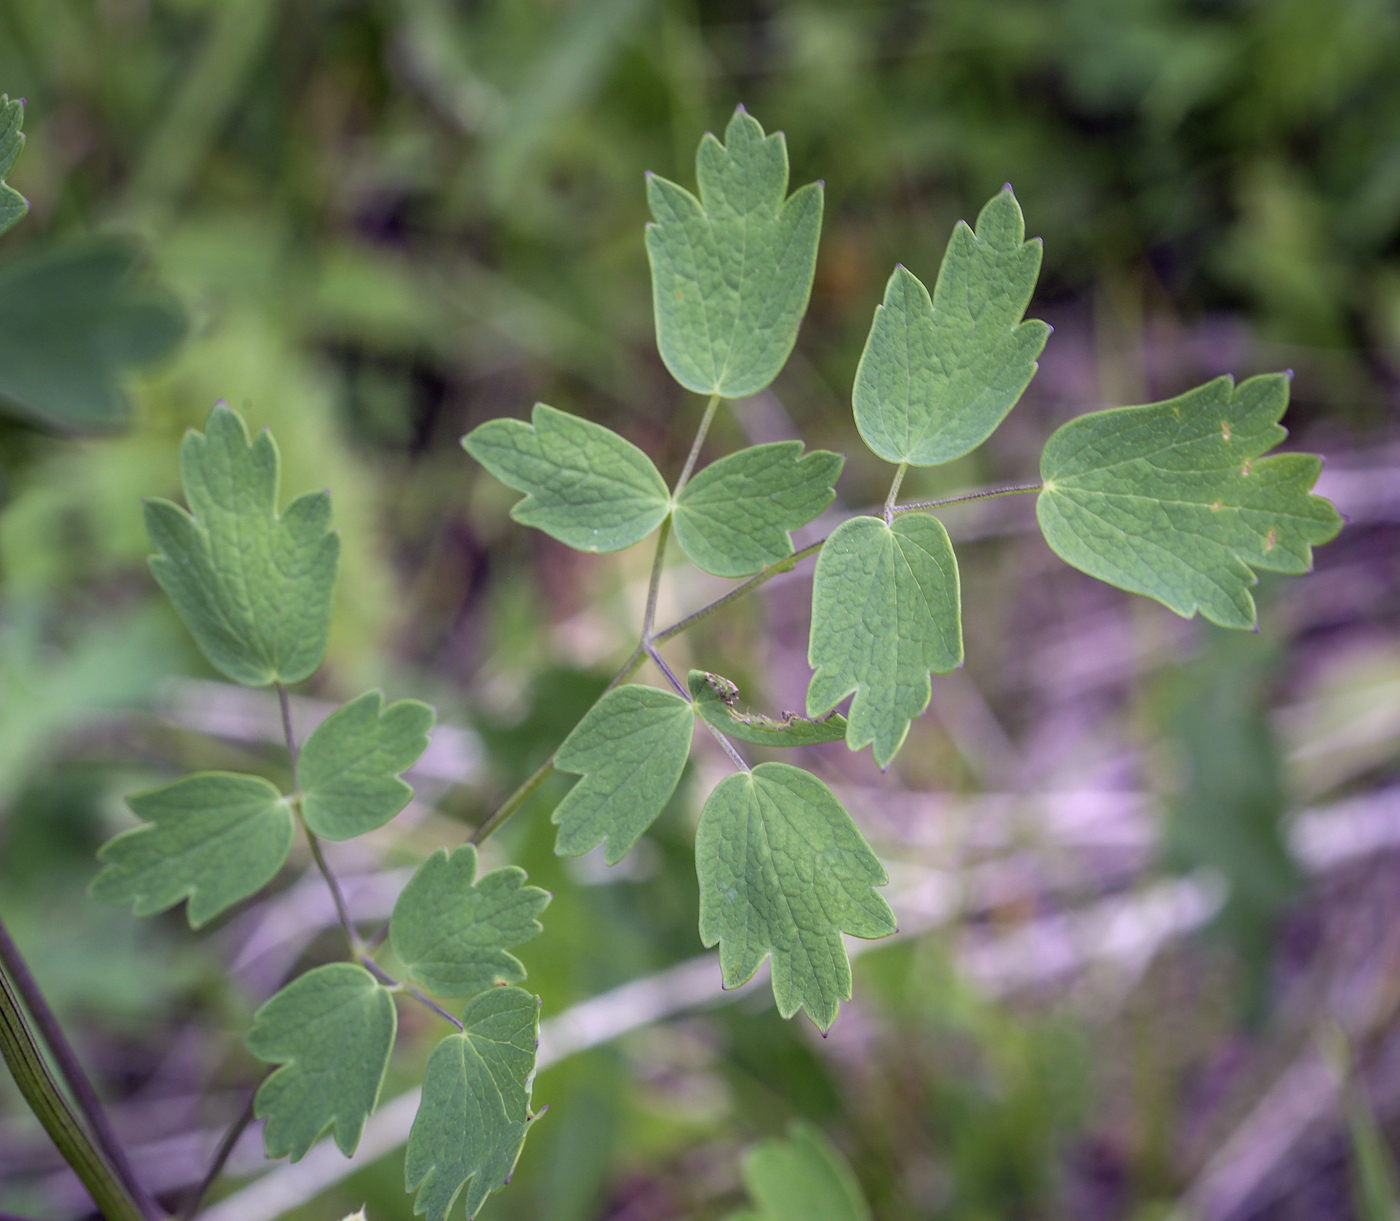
641 515 673 640
0 919 160 1220
467 536 830 846
673 393 721 496
303 828 362 951
883 462 908 524
893 481 1042 513
645 643 688 699
359 958 463 1031
179 1080 263 1221
468 754 557 846
0 967 147 1221
275 681 300 772
276 684 361 953
652 538 826 646
276 684 464 1031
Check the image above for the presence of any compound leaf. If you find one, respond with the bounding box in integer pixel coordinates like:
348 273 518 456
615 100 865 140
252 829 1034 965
245 962 397 1161
91 772 293 928
145 404 339 687
0 240 186 432
553 684 694 865
853 188 1049 467
673 442 842 576
391 845 550 998
406 987 541 1221
463 403 670 553
646 106 823 399
689 670 846 748
806 514 962 768
0 96 29 237
299 690 435 841
1037 374 1344 628
697 763 895 1031
730 1122 871 1221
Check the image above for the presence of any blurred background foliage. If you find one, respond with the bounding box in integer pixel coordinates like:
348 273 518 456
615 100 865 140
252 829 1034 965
0 0 1398 1218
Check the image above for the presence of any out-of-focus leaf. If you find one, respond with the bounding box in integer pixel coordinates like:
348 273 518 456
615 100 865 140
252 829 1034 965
405 987 541 1221
1037 374 1343 628
729 1122 871 1221
689 670 846 747
90 773 293 928
390 845 550 998
672 442 841 577
0 241 185 431
0 607 174 806
145 404 340 687
0 96 29 237
646 107 823 399
1161 632 1301 1007
298 691 434 841
696 762 895 1031
246 962 397 1161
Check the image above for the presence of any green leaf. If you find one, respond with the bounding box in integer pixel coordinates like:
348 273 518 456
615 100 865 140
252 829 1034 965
0 240 186 432
646 106 823 399
806 514 962 768
90 772 293 928
245 962 397 1161
298 691 435 841
463 403 670 553
730 1122 872 1221
852 188 1050 467
390 845 550 998
405 987 541 1221
696 762 895 1031
145 403 340 687
1037 374 1344 628
689 670 846 748
552 684 694 865
0 96 29 237
673 442 842 577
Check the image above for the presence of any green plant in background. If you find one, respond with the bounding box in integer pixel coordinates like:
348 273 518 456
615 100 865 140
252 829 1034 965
1 102 1347 1220
728 1122 871 1221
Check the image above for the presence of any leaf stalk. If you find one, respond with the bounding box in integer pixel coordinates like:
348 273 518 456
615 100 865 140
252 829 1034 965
0 918 161 1220
0 966 148 1221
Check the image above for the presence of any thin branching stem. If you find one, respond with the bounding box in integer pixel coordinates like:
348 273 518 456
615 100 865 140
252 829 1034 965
641 515 673 640
468 754 556 845
0 919 160 1221
275 685 454 1030
359 958 463 1031
702 720 750 772
645 643 689 699
883 462 908 524
893 481 1042 512
469 536 829 845
179 1078 264 1221
673 393 721 496
465 474 1040 844
652 537 826 646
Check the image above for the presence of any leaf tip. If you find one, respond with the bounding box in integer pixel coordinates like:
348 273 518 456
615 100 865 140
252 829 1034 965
735 101 748 114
